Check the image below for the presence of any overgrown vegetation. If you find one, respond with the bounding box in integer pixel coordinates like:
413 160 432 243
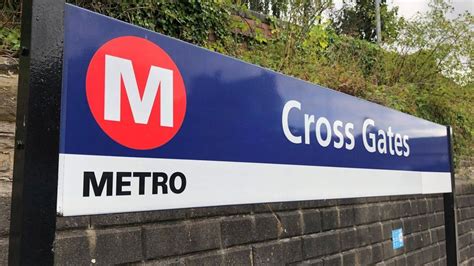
331 0 401 43
1 0 472 172
0 1 21 58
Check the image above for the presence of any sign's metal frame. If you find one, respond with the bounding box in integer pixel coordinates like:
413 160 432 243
8 0 64 265
8 1 459 264
444 126 460 265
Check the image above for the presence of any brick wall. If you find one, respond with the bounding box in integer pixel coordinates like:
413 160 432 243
0 174 473 265
456 184 474 263
46 183 473 265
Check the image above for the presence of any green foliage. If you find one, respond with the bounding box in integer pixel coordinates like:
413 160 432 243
233 0 334 21
73 0 233 48
302 23 330 53
331 0 401 43
0 0 21 57
0 0 472 170
232 0 288 18
389 0 473 85
0 27 20 56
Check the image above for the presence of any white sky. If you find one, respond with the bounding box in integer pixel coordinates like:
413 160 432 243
333 0 473 20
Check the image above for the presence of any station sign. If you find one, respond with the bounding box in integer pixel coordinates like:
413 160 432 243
58 4 451 216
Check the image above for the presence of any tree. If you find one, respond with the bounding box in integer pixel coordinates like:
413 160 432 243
331 0 400 43
233 0 288 18
390 0 473 85
234 0 332 20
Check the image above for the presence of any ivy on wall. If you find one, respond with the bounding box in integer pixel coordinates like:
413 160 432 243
74 1 232 46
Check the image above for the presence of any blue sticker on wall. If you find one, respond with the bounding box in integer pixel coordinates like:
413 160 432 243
392 228 404 249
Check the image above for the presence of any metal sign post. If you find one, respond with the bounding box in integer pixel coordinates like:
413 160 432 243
8 0 64 265
443 126 459 265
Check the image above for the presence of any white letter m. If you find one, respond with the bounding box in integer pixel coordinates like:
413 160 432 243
104 55 173 126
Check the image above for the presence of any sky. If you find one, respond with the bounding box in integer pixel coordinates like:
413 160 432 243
391 0 473 19
333 0 473 20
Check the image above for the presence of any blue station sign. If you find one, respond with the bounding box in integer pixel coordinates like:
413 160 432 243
57 4 451 216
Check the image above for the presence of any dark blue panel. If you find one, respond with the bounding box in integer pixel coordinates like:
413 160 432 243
61 4 450 172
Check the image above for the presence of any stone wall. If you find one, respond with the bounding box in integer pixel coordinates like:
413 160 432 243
0 58 16 264
0 57 17 183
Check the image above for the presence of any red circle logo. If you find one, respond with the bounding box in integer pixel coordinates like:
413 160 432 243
86 36 186 150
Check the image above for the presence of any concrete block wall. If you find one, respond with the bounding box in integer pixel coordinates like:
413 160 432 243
49 183 472 265
0 184 473 265
456 184 474 263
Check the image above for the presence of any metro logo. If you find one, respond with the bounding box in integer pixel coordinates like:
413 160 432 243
86 36 186 150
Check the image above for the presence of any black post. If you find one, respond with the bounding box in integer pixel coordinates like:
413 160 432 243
8 0 65 265
443 126 459 265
